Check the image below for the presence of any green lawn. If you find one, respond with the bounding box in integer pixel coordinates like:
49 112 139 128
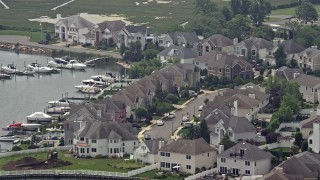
269 147 291 153
271 5 320 16
0 30 56 43
152 115 162 120
178 128 189 136
177 99 188 105
135 169 185 180
0 151 144 172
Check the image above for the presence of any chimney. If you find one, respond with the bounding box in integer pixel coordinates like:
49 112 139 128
159 140 165 149
231 107 235 116
233 38 238 46
56 14 62 20
97 109 102 118
293 73 300 79
248 94 255 99
233 100 238 116
219 145 224 154
216 53 222 60
275 167 284 173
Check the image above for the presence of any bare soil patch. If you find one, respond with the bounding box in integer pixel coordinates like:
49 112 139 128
4 157 71 171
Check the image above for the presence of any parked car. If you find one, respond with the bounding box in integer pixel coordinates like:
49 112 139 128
182 122 193 128
157 120 164 126
182 116 189 122
168 112 175 119
144 134 151 140
38 39 49 45
198 105 203 111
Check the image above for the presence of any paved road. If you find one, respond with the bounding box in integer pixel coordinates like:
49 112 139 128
0 35 122 59
145 90 220 143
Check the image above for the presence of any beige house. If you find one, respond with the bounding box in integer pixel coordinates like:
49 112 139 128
91 20 125 46
291 73 320 103
158 138 217 174
297 47 320 71
234 37 274 60
117 25 147 50
196 34 234 56
134 140 164 164
300 108 320 139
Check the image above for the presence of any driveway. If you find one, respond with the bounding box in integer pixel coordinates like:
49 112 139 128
144 90 221 143
0 35 122 59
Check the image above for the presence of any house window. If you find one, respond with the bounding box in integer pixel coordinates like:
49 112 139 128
80 137 84 141
186 155 191 159
166 162 170 168
123 143 125 146
245 161 250 166
109 148 113 154
159 40 163 44
92 139 96 143
160 162 165 167
220 167 227 173
134 142 136 145
309 58 311 62
255 162 257 166
228 132 232 137
245 170 251 175
186 165 191 169
219 69 222 73
226 68 230 73
240 149 245 155
137 36 141 41
92 148 97 152
109 140 112 143
87 148 89 153
208 153 210 157
221 158 226 163
205 46 209 52
166 152 170 157
80 148 84 153
310 139 313 144
212 47 214 50
160 152 165 156
196 62 199 65
252 50 256 56
300 56 302 60
312 88 314 92
114 148 120 153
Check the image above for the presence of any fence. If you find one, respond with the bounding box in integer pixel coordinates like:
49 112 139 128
184 168 217 180
127 163 159 177
258 141 293 150
0 145 72 158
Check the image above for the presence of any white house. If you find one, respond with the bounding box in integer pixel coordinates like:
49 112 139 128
117 25 147 50
217 143 273 176
54 14 95 44
73 121 139 157
297 47 320 71
234 38 274 60
158 45 198 64
134 140 164 164
308 120 320 153
291 73 320 104
158 138 217 174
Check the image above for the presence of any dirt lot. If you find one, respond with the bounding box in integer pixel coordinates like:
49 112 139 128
4 157 71 171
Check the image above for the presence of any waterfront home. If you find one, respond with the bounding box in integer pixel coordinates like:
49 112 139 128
196 34 234 56
194 52 254 80
162 31 199 48
233 37 274 60
91 20 126 46
117 25 147 50
54 14 95 44
297 47 320 71
158 138 217 174
217 143 273 176
290 73 320 103
134 140 164 164
74 121 139 157
158 45 198 64
260 151 320 179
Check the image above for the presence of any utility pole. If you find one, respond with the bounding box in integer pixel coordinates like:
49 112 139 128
40 21 43 40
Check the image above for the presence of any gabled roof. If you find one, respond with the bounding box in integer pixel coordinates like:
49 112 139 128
209 53 252 68
299 47 320 58
203 34 233 47
144 140 161 154
223 88 269 102
241 37 273 50
300 115 320 128
124 25 147 34
275 66 303 81
168 32 199 44
228 116 256 133
159 138 216 155
291 73 320 88
158 45 198 59
97 20 125 32
279 40 305 54
224 94 260 109
218 143 273 161
57 15 95 29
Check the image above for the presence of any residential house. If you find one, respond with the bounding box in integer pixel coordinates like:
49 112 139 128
300 106 320 139
158 138 217 174
238 82 266 93
91 20 126 46
291 73 320 103
275 66 304 81
234 38 274 60
272 39 305 61
158 45 198 64
260 151 320 180
152 32 169 47
117 25 147 50
163 32 199 47
196 34 234 56
217 143 273 176
298 47 320 71
308 120 320 153
74 121 139 157
54 14 95 44
134 140 164 164
194 52 254 80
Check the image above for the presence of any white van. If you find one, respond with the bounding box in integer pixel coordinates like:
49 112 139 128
183 122 193 128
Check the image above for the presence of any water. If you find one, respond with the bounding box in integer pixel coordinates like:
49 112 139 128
0 51 124 129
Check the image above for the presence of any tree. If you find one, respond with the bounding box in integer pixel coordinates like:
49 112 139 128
281 94 301 114
295 26 319 47
136 107 148 119
12 146 22 151
165 93 179 104
45 32 51 41
144 49 159 60
156 102 172 115
249 0 272 26
274 46 287 68
295 0 318 24
194 0 218 15
199 120 210 143
294 131 303 148
226 15 251 40
221 6 233 21
184 124 201 140
120 42 126 56
230 0 251 15
220 134 236 150
266 132 278 144
301 140 308 151
252 25 275 41
233 77 245 86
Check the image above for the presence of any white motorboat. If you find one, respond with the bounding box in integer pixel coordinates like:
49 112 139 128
0 73 11 79
47 106 70 114
82 78 110 87
1 64 17 74
48 60 65 68
48 99 70 107
65 60 87 70
26 63 53 73
75 85 101 94
91 74 116 82
22 69 35 76
54 57 69 64
27 112 53 123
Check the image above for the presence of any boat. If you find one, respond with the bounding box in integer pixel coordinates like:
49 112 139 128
26 63 53 73
46 106 70 114
75 85 101 94
48 99 71 107
0 73 11 79
48 60 66 68
54 57 69 64
51 67 61 73
65 60 87 70
1 64 18 74
22 69 35 76
91 74 116 82
82 77 110 87
26 112 53 124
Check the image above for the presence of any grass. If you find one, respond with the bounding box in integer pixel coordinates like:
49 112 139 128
0 30 56 43
135 169 158 178
18 143 30 150
152 115 162 120
177 99 188 105
178 127 189 136
271 5 320 16
135 169 185 180
269 147 291 153
0 151 144 172
266 17 281 22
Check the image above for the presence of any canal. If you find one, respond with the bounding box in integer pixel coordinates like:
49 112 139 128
0 51 124 129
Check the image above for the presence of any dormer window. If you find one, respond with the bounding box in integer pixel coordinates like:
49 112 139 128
206 46 209 52
173 49 177 53
240 149 245 155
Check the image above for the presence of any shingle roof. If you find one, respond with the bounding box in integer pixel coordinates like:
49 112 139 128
279 40 305 54
173 32 199 44
158 45 198 59
210 53 252 68
291 73 320 88
97 20 126 32
300 115 320 128
144 140 160 154
58 15 95 29
204 34 233 47
275 66 304 81
125 25 147 34
223 88 269 102
159 138 216 155
228 116 256 133
241 38 274 50
218 143 273 161
224 94 260 109
300 47 320 58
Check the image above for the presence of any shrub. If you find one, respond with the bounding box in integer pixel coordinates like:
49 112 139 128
95 154 103 158
201 166 207 171
12 146 22 151
195 167 201 174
